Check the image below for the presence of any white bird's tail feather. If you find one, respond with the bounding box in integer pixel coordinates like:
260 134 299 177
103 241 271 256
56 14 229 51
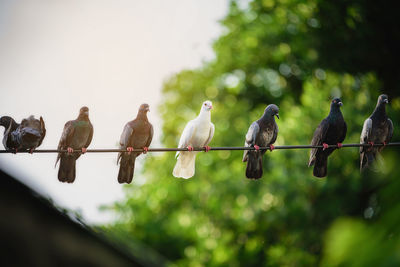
173 152 197 179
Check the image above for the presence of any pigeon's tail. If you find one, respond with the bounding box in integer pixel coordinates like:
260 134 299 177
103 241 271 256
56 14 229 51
360 151 376 172
313 154 328 178
173 152 197 179
117 155 136 184
245 152 263 179
58 155 76 183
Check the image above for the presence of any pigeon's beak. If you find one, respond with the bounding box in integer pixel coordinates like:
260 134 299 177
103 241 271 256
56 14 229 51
84 111 89 116
338 102 343 106
275 113 279 119
146 107 150 112
384 99 389 104
209 105 213 110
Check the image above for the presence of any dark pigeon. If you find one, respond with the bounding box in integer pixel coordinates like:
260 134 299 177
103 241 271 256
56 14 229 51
243 104 279 179
55 106 93 183
360 94 393 171
308 98 347 177
0 116 20 150
0 115 46 153
117 104 153 184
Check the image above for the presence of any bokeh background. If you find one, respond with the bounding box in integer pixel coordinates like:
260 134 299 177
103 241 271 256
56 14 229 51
2 0 400 266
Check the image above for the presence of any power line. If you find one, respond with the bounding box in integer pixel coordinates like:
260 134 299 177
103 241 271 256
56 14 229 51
0 142 399 153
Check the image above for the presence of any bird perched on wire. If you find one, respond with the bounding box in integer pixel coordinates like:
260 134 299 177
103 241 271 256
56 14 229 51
173 100 214 179
242 104 279 179
55 106 93 183
117 103 153 184
0 115 46 153
360 94 393 171
308 98 347 177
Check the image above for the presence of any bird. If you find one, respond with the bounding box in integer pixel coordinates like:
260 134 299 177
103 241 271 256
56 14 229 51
173 100 214 179
0 116 20 150
308 98 347 178
55 106 93 183
242 104 279 179
117 104 153 184
0 115 46 153
360 94 393 171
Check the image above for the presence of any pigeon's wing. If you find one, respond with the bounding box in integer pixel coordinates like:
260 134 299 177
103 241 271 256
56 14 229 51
37 116 46 147
204 122 215 146
58 121 75 149
145 123 154 148
386 118 394 143
243 122 260 162
360 118 372 153
55 120 75 167
340 121 347 143
176 120 196 158
85 121 94 148
269 122 279 145
117 122 134 164
309 119 329 166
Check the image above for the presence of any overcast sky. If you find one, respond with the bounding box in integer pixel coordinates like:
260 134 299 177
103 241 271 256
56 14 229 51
0 0 228 224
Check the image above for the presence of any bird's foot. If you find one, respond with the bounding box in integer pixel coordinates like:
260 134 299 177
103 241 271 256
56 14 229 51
187 146 194 151
383 141 387 147
67 147 74 154
269 144 275 151
127 147 134 155
368 141 374 147
203 146 211 152
143 147 149 154
337 143 343 149
253 145 260 151
29 148 34 154
81 147 87 154
13 148 18 154
322 143 329 150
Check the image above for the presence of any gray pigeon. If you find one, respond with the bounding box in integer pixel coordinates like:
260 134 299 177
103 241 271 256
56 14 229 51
117 104 153 184
308 98 347 177
360 94 393 171
0 115 46 153
243 104 279 179
55 106 93 183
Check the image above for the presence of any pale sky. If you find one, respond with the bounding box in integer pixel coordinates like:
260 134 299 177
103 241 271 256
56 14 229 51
0 0 228 224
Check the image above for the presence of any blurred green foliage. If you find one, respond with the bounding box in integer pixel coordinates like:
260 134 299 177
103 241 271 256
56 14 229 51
103 0 400 266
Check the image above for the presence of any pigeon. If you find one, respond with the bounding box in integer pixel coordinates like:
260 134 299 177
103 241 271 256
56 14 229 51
0 115 46 153
360 94 393 171
308 98 347 178
55 106 93 183
0 116 20 150
117 104 153 184
173 100 214 179
242 104 279 179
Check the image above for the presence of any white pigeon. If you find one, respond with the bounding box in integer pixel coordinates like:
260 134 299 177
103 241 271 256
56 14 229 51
173 100 215 179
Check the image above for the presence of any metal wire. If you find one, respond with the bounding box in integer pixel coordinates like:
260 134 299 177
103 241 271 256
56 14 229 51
0 142 399 153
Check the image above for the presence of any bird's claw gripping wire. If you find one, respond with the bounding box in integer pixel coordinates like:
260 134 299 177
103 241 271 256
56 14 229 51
81 147 87 154
322 143 329 150
383 141 387 147
269 145 275 151
187 146 194 152
127 147 134 155
203 146 211 152
368 141 375 147
337 143 343 149
143 147 149 154
253 145 260 151
67 147 74 154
